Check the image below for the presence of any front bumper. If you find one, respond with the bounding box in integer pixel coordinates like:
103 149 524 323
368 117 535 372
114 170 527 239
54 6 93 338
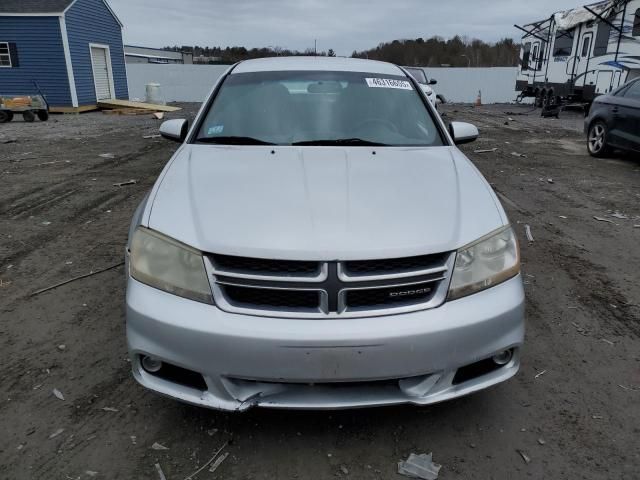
126 275 525 411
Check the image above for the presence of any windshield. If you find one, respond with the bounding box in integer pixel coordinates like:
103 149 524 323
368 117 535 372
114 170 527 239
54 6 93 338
195 70 444 147
405 67 428 84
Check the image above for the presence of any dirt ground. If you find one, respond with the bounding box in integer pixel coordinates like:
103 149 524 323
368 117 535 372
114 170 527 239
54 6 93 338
1 103 639 480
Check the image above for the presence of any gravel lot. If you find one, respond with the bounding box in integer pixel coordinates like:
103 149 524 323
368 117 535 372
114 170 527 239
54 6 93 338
1 103 639 479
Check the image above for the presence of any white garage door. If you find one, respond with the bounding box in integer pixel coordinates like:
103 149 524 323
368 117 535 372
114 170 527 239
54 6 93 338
91 46 113 100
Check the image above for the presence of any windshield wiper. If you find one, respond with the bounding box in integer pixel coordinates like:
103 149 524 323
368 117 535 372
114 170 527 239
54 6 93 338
195 136 276 145
292 138 389 146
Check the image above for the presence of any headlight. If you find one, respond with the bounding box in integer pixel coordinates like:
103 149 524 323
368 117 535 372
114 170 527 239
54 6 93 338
448 225 520 301
129 227 213 304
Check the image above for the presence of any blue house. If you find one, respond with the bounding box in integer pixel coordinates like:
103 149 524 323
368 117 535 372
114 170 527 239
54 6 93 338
0 0 128 112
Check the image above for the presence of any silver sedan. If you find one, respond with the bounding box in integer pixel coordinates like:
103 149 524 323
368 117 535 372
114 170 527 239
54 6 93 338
126 56 525 411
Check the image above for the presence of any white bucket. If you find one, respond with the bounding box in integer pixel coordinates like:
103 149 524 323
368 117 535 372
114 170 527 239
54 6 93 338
145 83 165 105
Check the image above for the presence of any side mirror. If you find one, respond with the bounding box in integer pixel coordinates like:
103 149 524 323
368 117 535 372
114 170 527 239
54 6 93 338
428 79 438 85
449 121 479 145
160 119 189 143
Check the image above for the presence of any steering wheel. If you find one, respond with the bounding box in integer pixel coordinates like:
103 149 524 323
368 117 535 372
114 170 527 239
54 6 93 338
353 118 399 133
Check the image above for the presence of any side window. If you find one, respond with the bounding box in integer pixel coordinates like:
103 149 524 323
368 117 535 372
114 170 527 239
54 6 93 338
581 36 591 57
521 42 531 71
553 30 574 56
622 81 640 100
531 44 539 70
0 42 12 67
593 22 611 56
633 9 640 36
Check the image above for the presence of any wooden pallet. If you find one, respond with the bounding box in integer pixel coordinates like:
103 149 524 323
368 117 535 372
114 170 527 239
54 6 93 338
102 108 152 116
97 99 180 112
49 105 98 113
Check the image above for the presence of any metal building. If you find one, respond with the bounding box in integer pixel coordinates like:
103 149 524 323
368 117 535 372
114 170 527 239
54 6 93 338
124 45 193 64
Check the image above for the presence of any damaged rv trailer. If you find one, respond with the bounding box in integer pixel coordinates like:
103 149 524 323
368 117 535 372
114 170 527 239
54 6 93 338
515 0 640 107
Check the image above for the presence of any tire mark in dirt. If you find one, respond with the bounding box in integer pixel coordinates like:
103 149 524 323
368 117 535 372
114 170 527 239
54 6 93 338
1 189 127 274
85 141 172 173
10 189 79 218
546 242 639 338
0 184 58 215
496 190 638 337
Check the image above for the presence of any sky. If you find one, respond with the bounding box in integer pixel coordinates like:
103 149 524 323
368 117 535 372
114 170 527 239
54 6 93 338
109 0 588 55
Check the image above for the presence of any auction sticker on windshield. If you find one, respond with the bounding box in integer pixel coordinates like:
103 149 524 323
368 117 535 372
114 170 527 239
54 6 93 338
365 78 413 90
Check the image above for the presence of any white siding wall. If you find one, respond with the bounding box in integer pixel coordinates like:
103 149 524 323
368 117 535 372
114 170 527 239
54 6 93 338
127 64 519 104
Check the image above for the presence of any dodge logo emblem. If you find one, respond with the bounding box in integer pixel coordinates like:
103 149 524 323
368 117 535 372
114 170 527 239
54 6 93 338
389 287 431 298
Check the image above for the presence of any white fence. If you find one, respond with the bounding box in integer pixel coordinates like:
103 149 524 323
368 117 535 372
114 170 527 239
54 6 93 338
126 64 519 104
424 67 519 104
126 64 230 103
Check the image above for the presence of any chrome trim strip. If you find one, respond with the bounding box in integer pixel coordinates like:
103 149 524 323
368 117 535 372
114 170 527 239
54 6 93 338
337 262 448 283
212 280 329 318
341 276 446 292
216 279 326 293
209 257 328 283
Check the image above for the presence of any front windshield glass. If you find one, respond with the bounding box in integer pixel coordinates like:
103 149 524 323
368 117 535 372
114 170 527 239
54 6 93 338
195 70 444 147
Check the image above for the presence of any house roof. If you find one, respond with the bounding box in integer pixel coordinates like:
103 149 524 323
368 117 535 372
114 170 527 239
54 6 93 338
0 0 123 27
0 0 75 14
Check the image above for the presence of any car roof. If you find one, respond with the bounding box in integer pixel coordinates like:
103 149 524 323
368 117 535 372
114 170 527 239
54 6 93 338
232 56 406 76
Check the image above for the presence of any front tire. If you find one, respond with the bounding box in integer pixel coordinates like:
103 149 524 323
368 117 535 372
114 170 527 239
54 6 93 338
37 110 49 121
587 121 610 157
0 110 13 123
23 111 36 123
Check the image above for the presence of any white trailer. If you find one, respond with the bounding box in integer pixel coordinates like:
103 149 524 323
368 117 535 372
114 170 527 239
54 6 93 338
515 0 640 107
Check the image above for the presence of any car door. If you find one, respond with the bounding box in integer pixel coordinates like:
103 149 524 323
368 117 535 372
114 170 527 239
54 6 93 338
598 87 628 150
615 80 640 151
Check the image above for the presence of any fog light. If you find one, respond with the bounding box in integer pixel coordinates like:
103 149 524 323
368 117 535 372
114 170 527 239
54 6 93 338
492 350 513 366
141 355 163 373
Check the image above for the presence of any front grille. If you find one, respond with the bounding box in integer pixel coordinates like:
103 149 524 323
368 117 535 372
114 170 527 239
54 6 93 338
206 252 454 319
344 253 449 277
211 254 319 277
222 284 320 310
345 281 436 310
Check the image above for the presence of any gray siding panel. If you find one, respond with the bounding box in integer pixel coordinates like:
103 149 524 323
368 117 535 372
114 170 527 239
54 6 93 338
0 16 72 106
65 0 128 105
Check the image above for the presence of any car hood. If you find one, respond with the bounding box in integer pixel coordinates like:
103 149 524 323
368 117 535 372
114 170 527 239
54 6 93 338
147 145 506 260
420 84 433 95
